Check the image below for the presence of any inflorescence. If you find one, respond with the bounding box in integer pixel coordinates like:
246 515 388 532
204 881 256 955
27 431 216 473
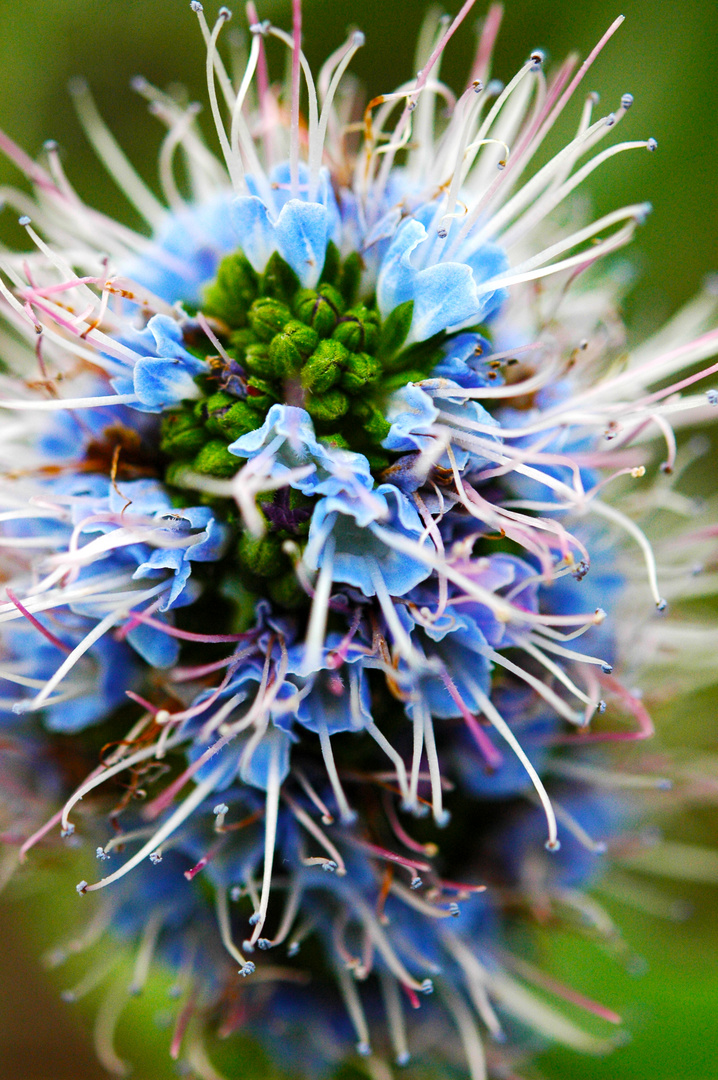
1 2 718 1078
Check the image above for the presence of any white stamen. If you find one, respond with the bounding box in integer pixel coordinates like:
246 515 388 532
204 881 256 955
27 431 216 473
129 910 164 995
466 678 559 850
304 534 335 673
408 700 425 813
82 765 227 892
549 798 607 854
93 979 130 1076
283 792 346 875
200 10 244 190
520 638 598 711
441 935 504 1040
69 79 164 225
245 733 283 946
317 717 356 824
258 874 303 949
379 971 411 1066
591 498 664 607
158 102 203 211
438 979 487 1080
366 720 411 807
216 887 255 975
17 602 135 714
419 700 449 826
336 963 372 1057
308 31 365 200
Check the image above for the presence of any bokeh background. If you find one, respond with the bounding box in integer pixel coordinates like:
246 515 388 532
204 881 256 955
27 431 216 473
0 1 716 1078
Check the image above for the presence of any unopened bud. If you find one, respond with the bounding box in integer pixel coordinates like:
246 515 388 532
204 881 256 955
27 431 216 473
340 351 382 393
304 388 349 423
332 305 380 352
248 297 292 342
301 339 349 393
160 410 206 458
202 252 258 327
269 320 319 376
193 439 240 478
294 284 344 337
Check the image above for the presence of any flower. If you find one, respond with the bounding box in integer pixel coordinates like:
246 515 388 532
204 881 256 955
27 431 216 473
1 2 718 1078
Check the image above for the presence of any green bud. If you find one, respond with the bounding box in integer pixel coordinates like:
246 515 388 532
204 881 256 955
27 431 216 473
214 400 262 441
237 531 285 578
268 569 306 610
305 388 349 423
340 351 382 393
379 299 414 367
294 284 344 337
248 297 292 342
269 320 319 376
193 439 240 478
338 251 363 305
319 241 340 286
245 376 278 411
301 339 349 393
332 305 380 353
242 342 278 379
260 251 300 303
352 399 391 444
318 284 345 314
203 391 239 436
160 411 206 459
228 327 257 353
319 433 351 451
202 252 258 327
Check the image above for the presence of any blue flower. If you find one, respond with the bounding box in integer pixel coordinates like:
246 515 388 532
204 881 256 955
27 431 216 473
377 207 509 343
111 314 208 411
228 404 374 498
304 483 433 597
383 379 502 471
129 195 238 304
233 163 341 288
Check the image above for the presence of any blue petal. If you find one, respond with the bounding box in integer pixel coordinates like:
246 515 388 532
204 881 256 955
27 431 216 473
383 383 439 454
119 315 207 411
274 199 332 288
125 619 180 669
229 404 374 499
240 725 293 790
377 215 511 343
133 357 202 409
128 197 239 305
108 479 172 517
463 241 509 322
383 380 501 471
305 484 432 597
145 315 206 370
295 666 371 735
433 332 496 388
229 195 277 275
411 261 486 343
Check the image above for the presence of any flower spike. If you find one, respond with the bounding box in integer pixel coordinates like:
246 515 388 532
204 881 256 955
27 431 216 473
0 7 717 1080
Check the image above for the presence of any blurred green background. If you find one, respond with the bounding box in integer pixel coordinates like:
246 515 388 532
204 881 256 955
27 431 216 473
0 1 716 1078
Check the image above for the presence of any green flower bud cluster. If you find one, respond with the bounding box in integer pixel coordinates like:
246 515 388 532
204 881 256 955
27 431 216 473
164 244 448 485
158 243 457 612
